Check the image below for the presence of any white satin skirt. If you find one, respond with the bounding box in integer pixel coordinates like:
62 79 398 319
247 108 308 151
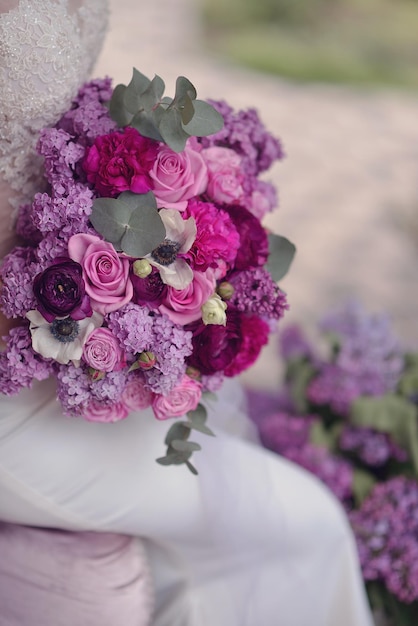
0 379 373 626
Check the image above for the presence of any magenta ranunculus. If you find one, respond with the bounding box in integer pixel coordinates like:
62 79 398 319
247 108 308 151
202 146 244 205
83 399 129 423
224 314 269 377
82 126 158 197
183 199 240 273
33 257 92 322
149 139 208 211
224 204 269 270
82 327 126 372
158 269 216 326
186 310 243 375
68 233 133 315
121 375 153 411
151 375 202 420
131 265 167 307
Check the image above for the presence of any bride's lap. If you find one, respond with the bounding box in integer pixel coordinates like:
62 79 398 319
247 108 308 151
0 380 372 625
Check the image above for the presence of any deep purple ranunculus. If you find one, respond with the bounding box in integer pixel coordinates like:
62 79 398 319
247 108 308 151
33 257 92 322
186 310 243 375
224 204 269 270
130 266 167 308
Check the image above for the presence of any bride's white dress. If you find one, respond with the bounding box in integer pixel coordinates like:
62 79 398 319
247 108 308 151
0 2 374 625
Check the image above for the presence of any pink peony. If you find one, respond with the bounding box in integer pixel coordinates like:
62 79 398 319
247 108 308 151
121 375 153 411
83 399 129 423
82 127 158 197
224 314 270 377
202 146 244 205
149 140 208 211
158 269 216 325
82 327 126 372
183 199 240 272
151 375 202 420
68 233 133 315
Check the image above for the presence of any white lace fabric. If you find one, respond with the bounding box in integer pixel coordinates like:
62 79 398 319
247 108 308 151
0 0 108 207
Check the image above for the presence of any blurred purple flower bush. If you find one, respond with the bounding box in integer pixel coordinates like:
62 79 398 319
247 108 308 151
246 301 418 624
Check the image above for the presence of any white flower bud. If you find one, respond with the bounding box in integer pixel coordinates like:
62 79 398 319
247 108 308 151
201 293 227 326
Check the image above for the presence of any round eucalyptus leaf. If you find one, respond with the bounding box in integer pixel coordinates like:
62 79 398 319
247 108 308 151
109 84 133 127
159 108 190 152
90 197 132 248
171 439 201 453
182 100 224 137
120 203 166 257
266 234 296 282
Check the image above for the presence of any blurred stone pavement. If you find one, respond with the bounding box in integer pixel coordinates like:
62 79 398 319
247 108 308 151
95 0 418 390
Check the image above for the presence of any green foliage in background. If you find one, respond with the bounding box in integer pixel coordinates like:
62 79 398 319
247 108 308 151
202 0 418 88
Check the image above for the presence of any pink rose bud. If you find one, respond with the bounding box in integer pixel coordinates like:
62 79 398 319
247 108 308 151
88 367 106 381
217 281 235 300
137 351 157 370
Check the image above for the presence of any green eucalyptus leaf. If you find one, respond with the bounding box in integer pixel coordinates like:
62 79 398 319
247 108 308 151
164 421 191 446
120 202 166 257
138 75 165 112
171 439 201 453
187 404 215 436
131 109 164 142
174 76 197 102
90 197 132 248
156 451 190 466
266 234 296 282
185 460 198 475
182 100 224 137
159 107 190 152
398 366 418 398
90 192 165 256
109 84 133 127
124 68 152 114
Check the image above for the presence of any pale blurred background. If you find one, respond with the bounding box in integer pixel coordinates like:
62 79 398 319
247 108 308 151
95 0 418 390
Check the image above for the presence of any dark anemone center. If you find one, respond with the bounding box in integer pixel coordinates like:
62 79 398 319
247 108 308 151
50 318 80 343
151 239 181 266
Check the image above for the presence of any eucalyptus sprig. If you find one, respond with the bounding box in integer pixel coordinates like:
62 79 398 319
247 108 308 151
90 191 166 257
109 68 224 152
156 403 215 474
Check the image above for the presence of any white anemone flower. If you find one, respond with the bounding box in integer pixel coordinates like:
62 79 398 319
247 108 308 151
26 310 104 366
147 208 197 290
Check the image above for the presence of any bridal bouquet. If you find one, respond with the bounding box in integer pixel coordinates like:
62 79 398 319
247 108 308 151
0 70 294 471
247 301 418 623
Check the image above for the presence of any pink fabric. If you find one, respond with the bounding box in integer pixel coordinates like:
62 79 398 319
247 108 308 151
0 523 154 625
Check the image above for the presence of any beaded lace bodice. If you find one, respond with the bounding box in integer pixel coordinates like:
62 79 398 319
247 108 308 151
0 0 108 207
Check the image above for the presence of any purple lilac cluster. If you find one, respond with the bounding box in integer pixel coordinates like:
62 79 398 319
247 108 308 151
350 477 418 603
258 411 353 504
0 326 52 395
339 425 408 468
307 301 404 415
279 323 314 361
228 267 288 320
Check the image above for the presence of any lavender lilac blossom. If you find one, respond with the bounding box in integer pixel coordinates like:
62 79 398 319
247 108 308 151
350 477 418 603
308 302 404 415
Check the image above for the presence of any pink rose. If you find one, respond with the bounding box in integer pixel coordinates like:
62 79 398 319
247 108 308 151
152 376 202 420
68 233 133 315
83 399 129 423
82 327 126 372
201 147 244 205
82 127 158 197
158 269 216 325
149 140 208 211
121 375 153 411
